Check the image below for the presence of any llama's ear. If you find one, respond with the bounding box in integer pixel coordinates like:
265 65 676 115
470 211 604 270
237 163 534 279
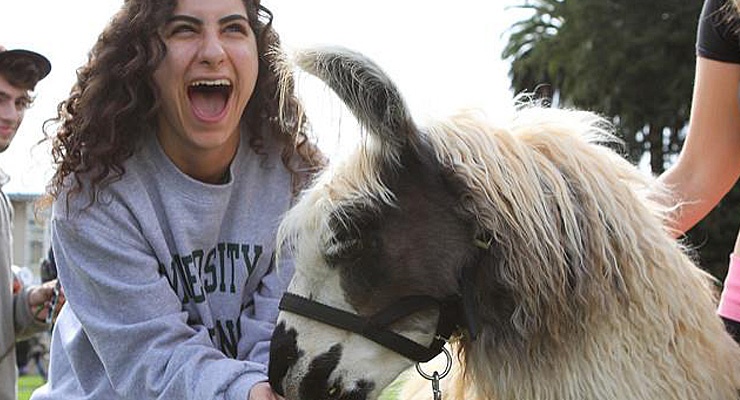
295 47 416 154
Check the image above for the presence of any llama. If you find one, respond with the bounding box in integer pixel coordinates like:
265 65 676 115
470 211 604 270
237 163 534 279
267 46 740 400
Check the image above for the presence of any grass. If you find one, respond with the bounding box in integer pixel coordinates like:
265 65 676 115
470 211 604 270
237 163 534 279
378 379 403 400
18 375 45 400
17 372 407 399
378 370 412 400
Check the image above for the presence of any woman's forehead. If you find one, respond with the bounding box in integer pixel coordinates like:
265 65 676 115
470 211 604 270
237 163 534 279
172 0 247 18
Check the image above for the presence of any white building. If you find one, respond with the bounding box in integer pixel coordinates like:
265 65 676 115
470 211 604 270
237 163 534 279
8 193 51 283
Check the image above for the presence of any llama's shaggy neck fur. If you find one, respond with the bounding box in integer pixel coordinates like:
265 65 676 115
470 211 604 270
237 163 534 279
273 45 740 400
410 108 740 399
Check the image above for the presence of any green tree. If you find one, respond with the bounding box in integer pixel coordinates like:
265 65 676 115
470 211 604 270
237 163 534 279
503 0 738 279
685 185 740 279
503 0 699 171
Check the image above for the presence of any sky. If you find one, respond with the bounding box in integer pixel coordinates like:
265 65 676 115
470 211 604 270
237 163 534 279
0 0 525 194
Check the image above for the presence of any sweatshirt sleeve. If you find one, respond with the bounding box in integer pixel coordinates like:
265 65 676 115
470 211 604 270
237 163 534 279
235 251 294 368
52 209 265 400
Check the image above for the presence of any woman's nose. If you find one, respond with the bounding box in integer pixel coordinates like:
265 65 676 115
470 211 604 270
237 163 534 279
197 32 226 67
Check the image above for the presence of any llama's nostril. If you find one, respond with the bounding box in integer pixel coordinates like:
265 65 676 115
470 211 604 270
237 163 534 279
298 344 343 399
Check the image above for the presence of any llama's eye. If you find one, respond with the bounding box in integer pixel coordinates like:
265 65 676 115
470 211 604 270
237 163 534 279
325 238 363 266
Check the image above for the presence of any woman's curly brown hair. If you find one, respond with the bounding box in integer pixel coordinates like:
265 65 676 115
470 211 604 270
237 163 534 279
45 0 324 205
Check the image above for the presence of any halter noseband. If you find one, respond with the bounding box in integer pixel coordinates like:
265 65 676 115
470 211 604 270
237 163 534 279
278 292 462 363
278 234 490 363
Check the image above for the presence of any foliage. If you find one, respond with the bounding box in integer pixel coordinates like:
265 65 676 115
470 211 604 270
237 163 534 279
503 0 740 280
503 0 699 172
685 183 740 280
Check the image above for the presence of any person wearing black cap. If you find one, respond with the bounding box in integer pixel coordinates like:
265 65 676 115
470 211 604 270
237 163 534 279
0 47 51 152
0 46 61 400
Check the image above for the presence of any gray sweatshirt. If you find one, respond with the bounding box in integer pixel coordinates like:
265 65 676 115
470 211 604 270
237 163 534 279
31 131 296 399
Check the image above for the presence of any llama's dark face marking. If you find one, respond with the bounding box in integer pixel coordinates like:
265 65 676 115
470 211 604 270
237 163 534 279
299 344 376 400
269 145 477 399
268 322 301 396
269 326 376 400
268 46 481 400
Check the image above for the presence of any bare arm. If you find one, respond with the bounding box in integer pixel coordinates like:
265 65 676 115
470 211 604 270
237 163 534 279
658 56 740 235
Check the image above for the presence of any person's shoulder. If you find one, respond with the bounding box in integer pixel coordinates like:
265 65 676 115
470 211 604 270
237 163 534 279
51 164 146 222
698 0 740 63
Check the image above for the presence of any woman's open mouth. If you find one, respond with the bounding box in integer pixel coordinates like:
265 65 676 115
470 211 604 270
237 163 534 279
188 79 233 122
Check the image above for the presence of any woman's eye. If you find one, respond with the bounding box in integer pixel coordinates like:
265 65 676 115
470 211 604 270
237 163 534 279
170 24 196 36
224 23 249 35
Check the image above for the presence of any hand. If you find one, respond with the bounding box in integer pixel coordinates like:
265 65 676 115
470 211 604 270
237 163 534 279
249 381 284 400
12 275 21 295
28 279 65 324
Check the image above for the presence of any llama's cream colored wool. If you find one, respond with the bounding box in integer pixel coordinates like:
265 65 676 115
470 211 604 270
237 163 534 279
270 47 740 400
395 108 740 400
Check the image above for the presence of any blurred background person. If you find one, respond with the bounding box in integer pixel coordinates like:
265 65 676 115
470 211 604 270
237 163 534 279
0 46 62 400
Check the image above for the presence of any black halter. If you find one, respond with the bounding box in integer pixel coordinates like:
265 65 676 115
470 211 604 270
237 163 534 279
278 292 462 363
278 234 490 363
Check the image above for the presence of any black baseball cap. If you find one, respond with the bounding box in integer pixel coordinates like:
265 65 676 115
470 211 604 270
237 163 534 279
0 48 51 81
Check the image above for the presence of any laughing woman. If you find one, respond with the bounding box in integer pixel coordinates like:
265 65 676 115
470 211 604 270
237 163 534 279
30 0 323 399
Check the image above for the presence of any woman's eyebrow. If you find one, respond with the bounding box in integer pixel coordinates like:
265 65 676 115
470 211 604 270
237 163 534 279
219 14 249 25
165 15 202 26
164 14 248 26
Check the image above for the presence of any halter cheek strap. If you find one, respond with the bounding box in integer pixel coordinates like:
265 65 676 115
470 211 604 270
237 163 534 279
278 292 461 363
279 233 491 362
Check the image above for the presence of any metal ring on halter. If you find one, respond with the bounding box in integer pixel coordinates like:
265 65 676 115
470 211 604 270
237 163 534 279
415 346 452 380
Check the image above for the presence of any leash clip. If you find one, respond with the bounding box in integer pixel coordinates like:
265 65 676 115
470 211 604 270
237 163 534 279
415 346 452 400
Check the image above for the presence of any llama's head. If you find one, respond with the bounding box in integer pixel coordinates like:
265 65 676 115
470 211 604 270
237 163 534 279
268 47 481 400
268 47 665 400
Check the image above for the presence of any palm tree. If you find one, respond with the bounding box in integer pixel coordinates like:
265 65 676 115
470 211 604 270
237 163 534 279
503 0 698 172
